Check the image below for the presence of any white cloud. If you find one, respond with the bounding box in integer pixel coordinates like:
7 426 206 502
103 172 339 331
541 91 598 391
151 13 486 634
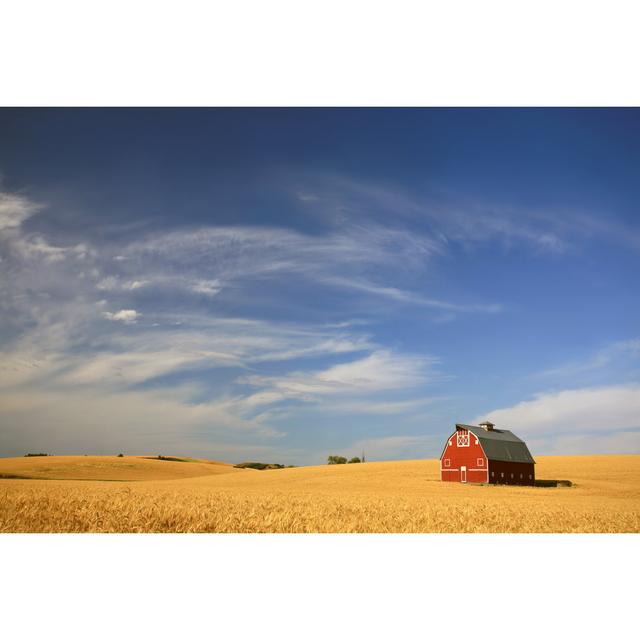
317 350 431 389
527 430 640 456
0 191 41 231
296 192 319 202
476 383 640 436
102 309 139 324
124 280 149 290
9 235 92 266
239 350 437 407
12 235 71 262
97 277 149 291
191 279 221 296
0 190 90 265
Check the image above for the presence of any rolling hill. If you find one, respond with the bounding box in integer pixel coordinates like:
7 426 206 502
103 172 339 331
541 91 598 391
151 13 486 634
0 455 244 482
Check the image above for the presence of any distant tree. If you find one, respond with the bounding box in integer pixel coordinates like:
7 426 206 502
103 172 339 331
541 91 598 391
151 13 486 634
233 462 286 470
348 457 361 464
117 453 124 457
327 455 347 465
24 453 48 457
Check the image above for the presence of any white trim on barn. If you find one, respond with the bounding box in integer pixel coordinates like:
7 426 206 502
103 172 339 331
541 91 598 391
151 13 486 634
457 430 470 447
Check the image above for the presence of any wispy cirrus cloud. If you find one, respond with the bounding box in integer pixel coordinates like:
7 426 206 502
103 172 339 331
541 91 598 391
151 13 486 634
535 339 640 379
0 311 376 390
115 223 443 305
291 172 640 255
321 276 503 313
289 174 569 253
0 182 503 347
190 279 221 296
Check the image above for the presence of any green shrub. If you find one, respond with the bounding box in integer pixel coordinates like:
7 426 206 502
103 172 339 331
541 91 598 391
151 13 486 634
348 457 361 464
327 455 347 465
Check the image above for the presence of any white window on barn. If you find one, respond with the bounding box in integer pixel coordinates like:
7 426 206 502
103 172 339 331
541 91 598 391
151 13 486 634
444 459 450 467
456 429 470 447
491 471 495 478
477 458 484 466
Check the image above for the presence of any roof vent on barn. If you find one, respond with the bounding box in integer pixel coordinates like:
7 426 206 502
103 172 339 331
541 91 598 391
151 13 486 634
479 421 495 431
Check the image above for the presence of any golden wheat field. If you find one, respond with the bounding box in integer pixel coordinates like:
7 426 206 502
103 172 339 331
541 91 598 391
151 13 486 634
0 454 639 533
0 455 241 481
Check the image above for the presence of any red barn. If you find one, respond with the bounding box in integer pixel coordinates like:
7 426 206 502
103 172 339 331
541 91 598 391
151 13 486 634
440 422 535 485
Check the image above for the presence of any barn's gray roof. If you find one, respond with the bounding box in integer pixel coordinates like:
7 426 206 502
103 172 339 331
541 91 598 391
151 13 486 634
455 424 536 464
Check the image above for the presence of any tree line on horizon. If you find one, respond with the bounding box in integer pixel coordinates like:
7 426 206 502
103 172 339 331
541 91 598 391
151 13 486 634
327 455 363 465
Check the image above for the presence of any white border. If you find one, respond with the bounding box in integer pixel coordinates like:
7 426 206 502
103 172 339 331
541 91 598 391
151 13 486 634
1 1 639 106
3 534 635 639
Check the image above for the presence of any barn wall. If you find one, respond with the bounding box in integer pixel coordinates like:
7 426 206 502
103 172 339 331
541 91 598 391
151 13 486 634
488 460 535 486
441 430 488 483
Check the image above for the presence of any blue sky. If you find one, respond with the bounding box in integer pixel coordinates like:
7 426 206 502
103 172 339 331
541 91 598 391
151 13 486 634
0 108 638 464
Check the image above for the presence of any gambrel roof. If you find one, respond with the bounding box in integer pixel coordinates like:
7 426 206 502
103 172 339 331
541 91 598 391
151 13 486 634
441 423 536 464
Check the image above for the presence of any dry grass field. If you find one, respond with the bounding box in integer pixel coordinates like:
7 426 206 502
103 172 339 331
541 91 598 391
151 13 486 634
1 454 638 533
